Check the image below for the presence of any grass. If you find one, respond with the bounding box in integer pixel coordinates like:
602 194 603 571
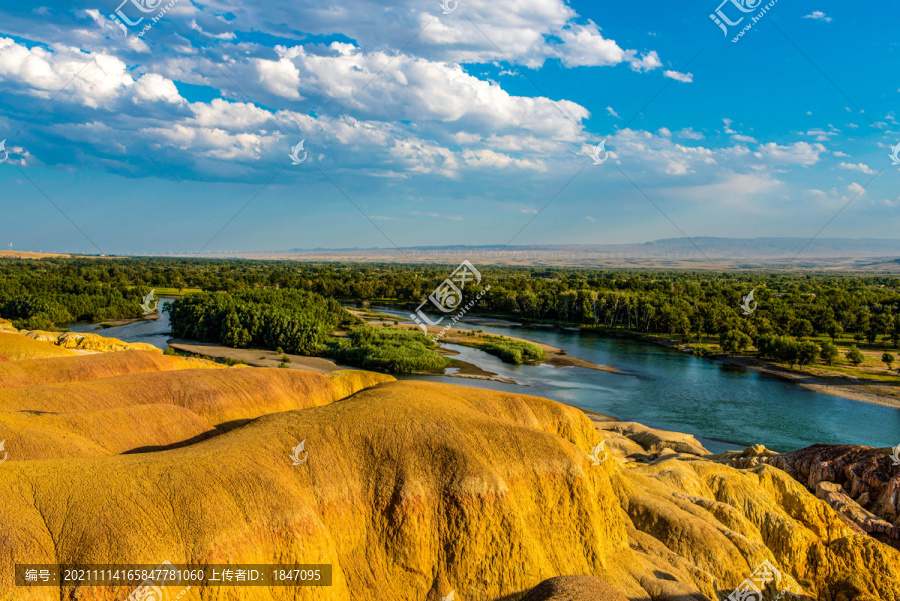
129 287 203 296
327 326 448 374
455 334 546 365
359 310 409 322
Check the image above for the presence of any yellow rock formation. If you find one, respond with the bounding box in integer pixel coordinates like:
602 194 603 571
0 375 896 600
0 349 222 390
24 329 160 353
325 368 396 400
0 367 338 426
0 332 79 360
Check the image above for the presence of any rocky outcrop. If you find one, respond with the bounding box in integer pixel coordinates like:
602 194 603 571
768 444 900 543
592 419 711 458
24 329 159 352
0 332 79 359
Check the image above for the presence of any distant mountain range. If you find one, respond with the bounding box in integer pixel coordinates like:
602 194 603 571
290 238 900 258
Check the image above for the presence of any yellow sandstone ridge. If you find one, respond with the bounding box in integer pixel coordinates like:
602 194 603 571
0 332 79 360
325 368 396 400
0 379 897 600
0 404 216 460
0 349 222 390
23 329 160 353
0 367 338 427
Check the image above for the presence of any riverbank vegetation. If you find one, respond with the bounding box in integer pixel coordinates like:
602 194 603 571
167 289 353 355
461 336 546 365
327 326 448 373
1 257 898 379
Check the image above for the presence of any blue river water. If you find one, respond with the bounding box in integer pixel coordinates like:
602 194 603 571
377 308 900 454
67 301 900 453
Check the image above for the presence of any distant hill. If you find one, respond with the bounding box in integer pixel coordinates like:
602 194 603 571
290 237 900 259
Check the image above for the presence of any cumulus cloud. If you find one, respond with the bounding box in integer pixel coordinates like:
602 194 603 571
754 142 826 166
838 162 876 175
803 11 832 22
663 70 692 83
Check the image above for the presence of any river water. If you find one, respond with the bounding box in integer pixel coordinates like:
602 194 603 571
66 299 174 350
66 302 899 453
375 307 900 453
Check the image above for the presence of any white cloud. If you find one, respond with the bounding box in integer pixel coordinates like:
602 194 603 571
663 70 692 83
803 11 832 22
754 142 826 166
838 162 876 175
677 128 704 140
254 57 302 100
628 51 662 73
606 106 620 119
0 38 133 108
263 43 590 141
132 73 184 104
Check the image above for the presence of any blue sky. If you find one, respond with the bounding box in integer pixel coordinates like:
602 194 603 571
0 0 898 254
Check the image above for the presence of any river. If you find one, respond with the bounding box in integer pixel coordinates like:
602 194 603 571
65 299 175 350
374 307 900 453
66 301 900 453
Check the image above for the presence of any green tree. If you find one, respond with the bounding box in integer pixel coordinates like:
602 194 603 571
826 321 843 341
797 340 820 368
790 319 813 339
774 336 800 368
883 352 895 371
819 341 839 366
846 346 865 366
721 329 752 355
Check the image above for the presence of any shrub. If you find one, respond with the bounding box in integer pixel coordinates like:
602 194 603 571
478 338 546 365
797 340 820 368
327 327 448 374
819 341 839 366
846 345 865 366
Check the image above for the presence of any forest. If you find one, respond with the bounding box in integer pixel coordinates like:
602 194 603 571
166 289 353 356
1 257 899 367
